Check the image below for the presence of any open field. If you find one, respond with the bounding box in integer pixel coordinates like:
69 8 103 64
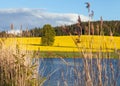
1 35 120 52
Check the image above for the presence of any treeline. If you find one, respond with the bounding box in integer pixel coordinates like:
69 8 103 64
27 20 120 37
0 20 120 37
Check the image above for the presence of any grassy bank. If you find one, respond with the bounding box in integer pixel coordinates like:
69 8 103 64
37 50 119 58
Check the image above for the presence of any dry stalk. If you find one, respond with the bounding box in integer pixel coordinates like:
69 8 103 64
97 58 103 86
0 37 43 86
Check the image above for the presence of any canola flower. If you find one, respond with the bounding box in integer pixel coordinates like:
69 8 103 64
1 35 120 52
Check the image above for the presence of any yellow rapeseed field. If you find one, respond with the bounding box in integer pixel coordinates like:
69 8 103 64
1 35 120 52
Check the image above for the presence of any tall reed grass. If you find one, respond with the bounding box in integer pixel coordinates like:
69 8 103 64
58 24 120 86
0 31 45 86
57 2 120 86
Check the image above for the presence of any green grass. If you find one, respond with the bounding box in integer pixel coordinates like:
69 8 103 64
39 51 80 58
37 50 120 58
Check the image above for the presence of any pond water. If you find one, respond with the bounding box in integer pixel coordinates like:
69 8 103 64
39 58 120 86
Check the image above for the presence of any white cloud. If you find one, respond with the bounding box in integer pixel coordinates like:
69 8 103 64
0 8 89 31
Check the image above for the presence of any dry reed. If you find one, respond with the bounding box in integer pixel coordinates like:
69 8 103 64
58 2 120 86
0 28 45 86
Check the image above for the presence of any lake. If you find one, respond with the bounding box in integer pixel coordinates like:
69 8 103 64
39 58 120 86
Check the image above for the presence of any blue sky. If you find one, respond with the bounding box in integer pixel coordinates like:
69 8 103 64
0 0 120 20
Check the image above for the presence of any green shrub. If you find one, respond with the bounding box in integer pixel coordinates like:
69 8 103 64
41 24 56 46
